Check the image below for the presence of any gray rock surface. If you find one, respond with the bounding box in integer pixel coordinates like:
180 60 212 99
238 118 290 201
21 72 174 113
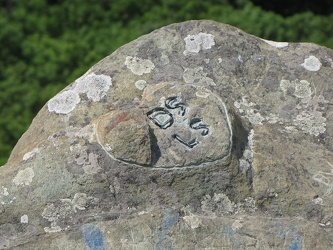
1 20 333 249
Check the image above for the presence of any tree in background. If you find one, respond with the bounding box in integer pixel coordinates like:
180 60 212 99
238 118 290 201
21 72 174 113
1 0 333 165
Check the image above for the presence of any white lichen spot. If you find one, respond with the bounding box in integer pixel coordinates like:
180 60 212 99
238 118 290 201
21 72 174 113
183 33 215 55
294 80 312 98
293 110 326 136
292 95 328 136
74 72 112 101
21 214 29 224
218 58 222 63
280 79 312 98
134 80 147 90
13 167 34 186
183 214 201 229
42 203 63 233
234 97 264 125
125 56 155 75
47 90 80 114
247 109 265 125
312 197 324 205
1 187 9 197
48 69 112 107
71 193 88 211
302 55 322 71
262 39 289 48
238 55 243 63
234 97 255 110
280 79 293 94
183 67 215 86
23 147 40 161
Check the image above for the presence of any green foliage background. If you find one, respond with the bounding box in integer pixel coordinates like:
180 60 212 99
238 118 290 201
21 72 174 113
1 0 333 165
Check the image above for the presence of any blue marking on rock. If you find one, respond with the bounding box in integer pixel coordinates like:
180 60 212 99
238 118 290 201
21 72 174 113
276 225 302 250
82 224 105 250
223 227 240 249
156 209 179 250
289 235 301 250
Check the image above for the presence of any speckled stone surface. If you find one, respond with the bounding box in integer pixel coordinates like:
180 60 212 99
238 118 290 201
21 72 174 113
1 20 333 249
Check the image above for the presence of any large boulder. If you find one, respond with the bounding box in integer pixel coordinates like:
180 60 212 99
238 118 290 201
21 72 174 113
1 20 333 249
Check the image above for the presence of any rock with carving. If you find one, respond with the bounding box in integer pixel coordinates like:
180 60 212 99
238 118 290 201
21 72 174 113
1 20 333 249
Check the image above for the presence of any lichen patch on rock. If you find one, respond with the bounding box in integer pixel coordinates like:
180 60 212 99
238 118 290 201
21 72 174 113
125 56 155 75
12 167 34 186
74 72 112 102
134 80 147 90
302 55 322 71
48 72 111 114
183 32 215 55
47 90 80 114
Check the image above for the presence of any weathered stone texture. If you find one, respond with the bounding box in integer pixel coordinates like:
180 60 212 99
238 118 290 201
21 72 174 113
1 20 333 249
